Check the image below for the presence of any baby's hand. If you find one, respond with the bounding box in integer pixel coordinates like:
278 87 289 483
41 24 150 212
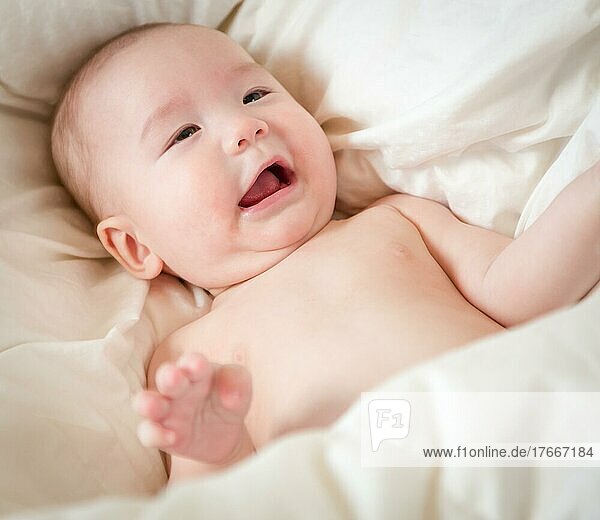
132 353 252 465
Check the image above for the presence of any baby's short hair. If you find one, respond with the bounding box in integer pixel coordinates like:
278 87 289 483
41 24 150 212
51 22 183 225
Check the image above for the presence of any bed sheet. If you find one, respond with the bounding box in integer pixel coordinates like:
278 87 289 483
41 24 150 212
226 0 600 235
7 291 600 520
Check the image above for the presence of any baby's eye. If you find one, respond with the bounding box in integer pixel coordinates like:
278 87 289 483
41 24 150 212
243 89 270 105
172 125 200 145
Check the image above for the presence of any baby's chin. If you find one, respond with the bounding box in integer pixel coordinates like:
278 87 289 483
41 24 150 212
175 200 335 293
186 242 304 295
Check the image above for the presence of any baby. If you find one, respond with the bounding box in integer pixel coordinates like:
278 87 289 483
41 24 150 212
51 23 600 483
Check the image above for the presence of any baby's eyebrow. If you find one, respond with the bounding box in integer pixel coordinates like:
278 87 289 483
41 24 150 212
228 61 264 77
140 96 191 143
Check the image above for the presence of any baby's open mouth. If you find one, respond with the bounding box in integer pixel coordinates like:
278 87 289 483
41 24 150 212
238 162 294 208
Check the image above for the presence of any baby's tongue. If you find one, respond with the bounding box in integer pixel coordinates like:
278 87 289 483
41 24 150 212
239 169 281 207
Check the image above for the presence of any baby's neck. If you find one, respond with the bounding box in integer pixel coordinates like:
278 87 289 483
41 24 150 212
206 276 257 301
203 224 334 300
208 287 227 298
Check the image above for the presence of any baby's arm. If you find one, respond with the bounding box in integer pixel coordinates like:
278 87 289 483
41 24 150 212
375 163 600 327
133 351 255 484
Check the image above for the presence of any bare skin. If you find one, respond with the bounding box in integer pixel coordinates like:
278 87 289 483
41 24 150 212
144 204 503 454
135 163 600 482
55 23 599 484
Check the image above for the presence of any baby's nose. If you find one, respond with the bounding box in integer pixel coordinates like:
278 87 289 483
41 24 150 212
223 117 269 155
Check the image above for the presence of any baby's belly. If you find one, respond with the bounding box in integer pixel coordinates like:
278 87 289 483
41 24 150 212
167 207 502 447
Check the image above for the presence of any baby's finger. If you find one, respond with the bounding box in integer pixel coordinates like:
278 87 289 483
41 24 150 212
132 391 170 421
136 420 176 449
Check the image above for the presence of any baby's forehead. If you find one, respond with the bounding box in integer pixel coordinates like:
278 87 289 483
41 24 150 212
122 25 250 67
103 27 260 96
79 25 269 145
85 26 250 103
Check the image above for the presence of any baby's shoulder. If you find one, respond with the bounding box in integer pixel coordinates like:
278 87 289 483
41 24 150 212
151 316 201 364
155 311 210 357
158 308 239 366
340 196 413 229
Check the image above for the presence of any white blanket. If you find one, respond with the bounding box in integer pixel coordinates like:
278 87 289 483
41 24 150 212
7 292 600 519
0 0 598 517
226 0 600 235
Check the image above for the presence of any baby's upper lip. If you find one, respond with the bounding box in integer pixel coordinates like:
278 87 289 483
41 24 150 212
238 156 294 206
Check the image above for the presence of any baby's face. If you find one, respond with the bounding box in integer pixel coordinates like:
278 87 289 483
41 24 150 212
87 25 336 290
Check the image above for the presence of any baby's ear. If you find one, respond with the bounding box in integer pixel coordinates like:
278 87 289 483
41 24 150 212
97 216 163 280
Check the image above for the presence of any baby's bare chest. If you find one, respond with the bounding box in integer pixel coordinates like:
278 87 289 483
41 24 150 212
246 206 440 302
187 208 462 373
163 207 496 444
209 207 441 334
